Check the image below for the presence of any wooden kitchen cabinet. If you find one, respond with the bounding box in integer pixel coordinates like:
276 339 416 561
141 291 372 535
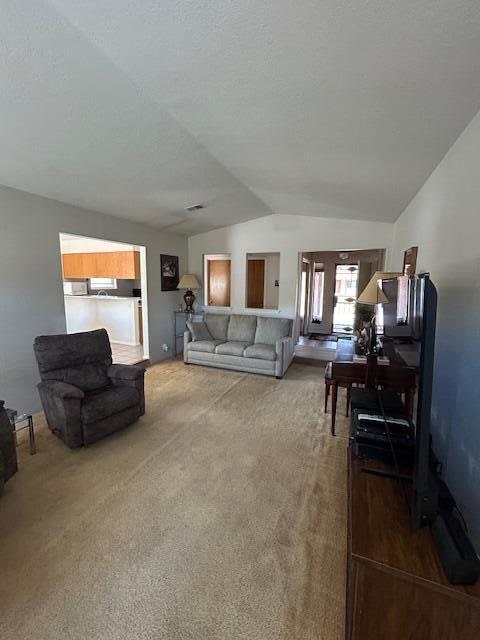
62 251 140 279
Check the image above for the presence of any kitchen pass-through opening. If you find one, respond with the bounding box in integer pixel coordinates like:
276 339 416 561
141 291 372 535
59 233 149 365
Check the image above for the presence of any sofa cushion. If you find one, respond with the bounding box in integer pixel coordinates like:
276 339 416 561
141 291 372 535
254 317 292 345
187 339 226 354
227 315 257 343
204 314 230 341
243 343 277 361
186 320 213 342
81 386 140 424
215 341 251 357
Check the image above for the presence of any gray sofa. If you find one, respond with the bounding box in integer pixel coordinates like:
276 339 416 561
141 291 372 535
33 329 145 448
184 313 294 378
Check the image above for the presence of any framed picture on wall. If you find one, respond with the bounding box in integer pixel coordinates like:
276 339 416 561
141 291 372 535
160 254 179 291
403 246 418 276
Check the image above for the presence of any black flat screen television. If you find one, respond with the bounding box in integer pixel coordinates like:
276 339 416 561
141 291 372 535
380 274 480 583
380 274 438 524
410 274 439 528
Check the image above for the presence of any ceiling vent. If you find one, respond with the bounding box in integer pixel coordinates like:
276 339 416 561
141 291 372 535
185 204 204 212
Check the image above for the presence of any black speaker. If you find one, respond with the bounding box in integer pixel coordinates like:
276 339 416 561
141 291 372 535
431 510 480 585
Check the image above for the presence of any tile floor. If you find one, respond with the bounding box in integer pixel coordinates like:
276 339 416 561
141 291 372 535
294 335 338 360
111 342 145 365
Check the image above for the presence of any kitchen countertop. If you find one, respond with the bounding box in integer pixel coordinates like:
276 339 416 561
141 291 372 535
64 295 141 301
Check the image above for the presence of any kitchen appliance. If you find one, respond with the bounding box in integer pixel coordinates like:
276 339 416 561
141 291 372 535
63 281 87 296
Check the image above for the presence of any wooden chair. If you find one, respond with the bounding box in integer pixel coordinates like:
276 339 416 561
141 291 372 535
324 362 366 435
375 365 416 419
325 362 417 436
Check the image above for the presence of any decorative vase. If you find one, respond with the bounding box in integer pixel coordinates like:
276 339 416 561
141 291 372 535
184 290 196 313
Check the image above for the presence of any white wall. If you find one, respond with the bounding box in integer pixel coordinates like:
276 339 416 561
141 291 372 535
59 234 138 253
64 296 140 346
390 108 480 550
0 185 186 412
188 214 394 318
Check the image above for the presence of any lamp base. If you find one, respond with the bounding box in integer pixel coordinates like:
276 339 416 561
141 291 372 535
184 290 196 313
368 314 378 354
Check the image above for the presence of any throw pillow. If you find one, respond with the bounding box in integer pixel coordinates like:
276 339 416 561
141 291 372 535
187 320 213 342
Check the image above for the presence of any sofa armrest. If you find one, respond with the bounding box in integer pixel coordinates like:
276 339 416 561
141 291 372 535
184 330 192 363
275 336 294 378
37 380 84 399
108 364 145 381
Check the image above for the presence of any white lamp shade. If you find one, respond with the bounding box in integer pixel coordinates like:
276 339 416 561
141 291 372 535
177 274 201 290
357 271 403 305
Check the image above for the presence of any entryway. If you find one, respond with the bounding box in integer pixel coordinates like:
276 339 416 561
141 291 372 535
59 233 149 366
294 249 385 359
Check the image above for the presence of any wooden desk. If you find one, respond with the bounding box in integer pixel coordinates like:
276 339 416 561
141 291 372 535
326 339 416 434
347 449 480 639
335 337 410 365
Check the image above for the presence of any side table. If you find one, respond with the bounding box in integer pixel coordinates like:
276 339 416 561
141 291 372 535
6 409 36 455
174 310 204 356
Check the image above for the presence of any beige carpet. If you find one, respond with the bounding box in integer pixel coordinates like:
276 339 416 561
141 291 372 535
0 359 350 640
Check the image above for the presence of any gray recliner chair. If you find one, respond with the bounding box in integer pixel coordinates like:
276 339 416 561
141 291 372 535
33 329 145 448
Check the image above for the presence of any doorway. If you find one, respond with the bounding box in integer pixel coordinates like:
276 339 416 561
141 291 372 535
204 254 232 307
247 259 265 308
245 252 280 310
294 249 385 358
59 233 149 365
332 263 359 333
299 259 310 335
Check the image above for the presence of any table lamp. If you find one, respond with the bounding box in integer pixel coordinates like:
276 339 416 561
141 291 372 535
177 274 202 313
357 271 403 355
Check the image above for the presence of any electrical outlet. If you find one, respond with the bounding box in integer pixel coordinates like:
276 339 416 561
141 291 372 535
162 343 169 352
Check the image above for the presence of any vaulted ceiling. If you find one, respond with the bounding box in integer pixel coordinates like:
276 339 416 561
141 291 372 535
1 1 480 234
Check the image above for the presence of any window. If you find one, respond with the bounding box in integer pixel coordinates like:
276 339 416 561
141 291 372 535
90 278 117 290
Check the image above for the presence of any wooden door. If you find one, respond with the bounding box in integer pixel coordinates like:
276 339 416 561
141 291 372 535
247 259 265 308
207 259 231 307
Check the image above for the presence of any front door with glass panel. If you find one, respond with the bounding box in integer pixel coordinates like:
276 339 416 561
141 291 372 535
332 264 359 334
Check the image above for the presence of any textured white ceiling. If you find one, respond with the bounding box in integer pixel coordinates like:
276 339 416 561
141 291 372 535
1 1 480 234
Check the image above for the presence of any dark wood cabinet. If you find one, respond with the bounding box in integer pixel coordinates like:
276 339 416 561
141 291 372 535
347 449 480 639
